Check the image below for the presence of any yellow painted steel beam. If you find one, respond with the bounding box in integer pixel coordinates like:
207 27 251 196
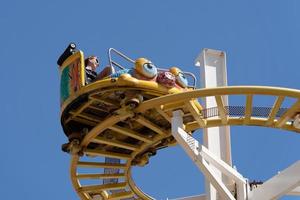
276 100 300 128
109 125 153 143
77 173 125 179
127 169 153 200
71 117 97 127
66 100 94 124
123 124 177 199
185 100 206 127
266 96 285 125
75 192 92 200
107 191 134 200
79 182 127 192
100 191 109 200
72 113 101 123
135 116 168 135
155 106 172 123
215 95 228 124
162 101 185 112
89 91 111 100
89 105 108 113
70 155 90 200
77 161 127 169
90 96 120 107
136 86 300 113
92 136 140 151
81 112 133 147
185 117 300 133
244 95 253 124
183 112 193 117
84 149 132 160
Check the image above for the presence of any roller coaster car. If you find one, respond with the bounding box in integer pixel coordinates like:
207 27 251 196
58 46 202 165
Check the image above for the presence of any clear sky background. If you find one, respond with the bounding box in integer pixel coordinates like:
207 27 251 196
1 0 300 200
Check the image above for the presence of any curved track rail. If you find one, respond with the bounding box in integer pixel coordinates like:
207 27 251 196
69 86 300 200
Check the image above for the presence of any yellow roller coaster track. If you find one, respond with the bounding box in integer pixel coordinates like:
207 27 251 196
68 85 300 200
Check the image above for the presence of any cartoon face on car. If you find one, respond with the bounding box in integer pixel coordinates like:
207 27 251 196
169 67 188 88
134 58 158 79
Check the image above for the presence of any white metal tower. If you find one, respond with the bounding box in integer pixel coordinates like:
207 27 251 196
171 48 300 200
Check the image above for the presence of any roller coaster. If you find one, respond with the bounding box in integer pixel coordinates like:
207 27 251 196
58 44 300 200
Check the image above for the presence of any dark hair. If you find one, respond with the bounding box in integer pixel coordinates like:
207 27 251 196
85 56 98 66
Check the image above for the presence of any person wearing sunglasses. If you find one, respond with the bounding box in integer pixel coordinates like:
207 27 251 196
85 55 100 84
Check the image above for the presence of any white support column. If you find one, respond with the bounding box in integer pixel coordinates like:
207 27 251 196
288 186 300 196
171 111 247 200
250 161 300 200
195 49 233 200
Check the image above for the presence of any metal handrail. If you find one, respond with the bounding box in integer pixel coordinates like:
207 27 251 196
108 48 135 73
108 48 197 89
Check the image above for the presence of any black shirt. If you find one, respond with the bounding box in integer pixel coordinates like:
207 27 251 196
85 68 97 84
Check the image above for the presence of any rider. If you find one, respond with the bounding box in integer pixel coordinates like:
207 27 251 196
84 55 99 84
85 55 113 83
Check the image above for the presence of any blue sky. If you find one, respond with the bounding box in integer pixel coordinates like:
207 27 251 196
1 0 300 199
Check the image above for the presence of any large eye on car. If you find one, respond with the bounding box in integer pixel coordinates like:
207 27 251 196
176 72 188 88
141 63 157 78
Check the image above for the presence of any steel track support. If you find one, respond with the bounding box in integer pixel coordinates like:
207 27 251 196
249 161 300 200
288 186 300 196
195 48 233 200
172 110 248 200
